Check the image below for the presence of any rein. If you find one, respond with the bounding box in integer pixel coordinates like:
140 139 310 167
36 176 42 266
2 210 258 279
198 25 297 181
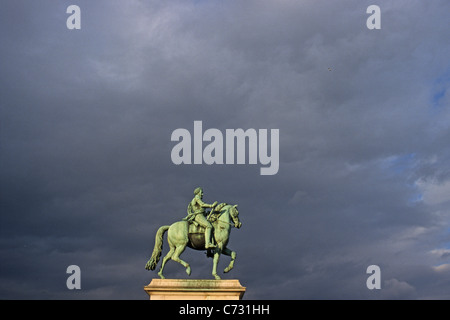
215 219 236 227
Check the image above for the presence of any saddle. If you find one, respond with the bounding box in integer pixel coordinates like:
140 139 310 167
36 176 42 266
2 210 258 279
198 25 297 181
187 220 215 250
187 222 217 258
185 203 227 251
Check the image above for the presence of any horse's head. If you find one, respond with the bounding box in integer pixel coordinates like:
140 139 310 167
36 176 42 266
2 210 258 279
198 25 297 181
230 204 242 229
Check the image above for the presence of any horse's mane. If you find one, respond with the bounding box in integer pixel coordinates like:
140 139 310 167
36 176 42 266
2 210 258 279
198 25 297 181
208 203 228 222
215 202 228 212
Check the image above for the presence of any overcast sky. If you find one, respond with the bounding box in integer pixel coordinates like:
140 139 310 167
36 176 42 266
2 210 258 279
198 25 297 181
1 0 450 299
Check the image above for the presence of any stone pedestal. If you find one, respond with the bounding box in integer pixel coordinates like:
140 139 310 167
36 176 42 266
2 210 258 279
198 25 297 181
144 279 246 300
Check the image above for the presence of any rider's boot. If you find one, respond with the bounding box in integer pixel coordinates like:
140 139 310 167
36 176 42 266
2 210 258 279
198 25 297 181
205 227 216 249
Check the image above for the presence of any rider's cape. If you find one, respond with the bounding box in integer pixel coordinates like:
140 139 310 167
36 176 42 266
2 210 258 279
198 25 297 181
183 202 196 222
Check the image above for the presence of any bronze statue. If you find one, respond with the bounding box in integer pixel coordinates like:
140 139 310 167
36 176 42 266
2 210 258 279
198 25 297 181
145 187 242 280
183 187 217 249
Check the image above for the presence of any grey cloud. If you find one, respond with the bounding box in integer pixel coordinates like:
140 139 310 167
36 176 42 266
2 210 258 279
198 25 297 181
1 0 450 299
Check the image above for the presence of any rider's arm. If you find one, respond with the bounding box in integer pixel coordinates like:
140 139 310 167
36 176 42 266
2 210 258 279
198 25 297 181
195 198 216 208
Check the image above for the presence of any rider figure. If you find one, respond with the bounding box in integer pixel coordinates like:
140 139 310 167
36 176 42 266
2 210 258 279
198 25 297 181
184 187 217 249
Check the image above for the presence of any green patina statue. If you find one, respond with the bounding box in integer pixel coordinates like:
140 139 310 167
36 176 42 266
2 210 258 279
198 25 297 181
183 187 218 249
145 187 242 280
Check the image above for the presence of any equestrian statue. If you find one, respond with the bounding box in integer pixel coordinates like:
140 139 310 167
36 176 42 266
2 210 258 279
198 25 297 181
145 187 242 280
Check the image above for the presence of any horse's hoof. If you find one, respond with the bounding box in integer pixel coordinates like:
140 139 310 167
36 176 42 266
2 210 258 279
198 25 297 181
213 274 221 280
158 273 165 279
186 266 191 276
224 267 231 273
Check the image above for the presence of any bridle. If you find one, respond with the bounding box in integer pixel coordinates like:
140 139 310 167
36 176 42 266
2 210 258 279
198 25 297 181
209 206 240 228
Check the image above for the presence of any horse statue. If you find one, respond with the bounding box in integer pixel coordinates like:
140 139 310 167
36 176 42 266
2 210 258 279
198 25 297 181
145 203 241 280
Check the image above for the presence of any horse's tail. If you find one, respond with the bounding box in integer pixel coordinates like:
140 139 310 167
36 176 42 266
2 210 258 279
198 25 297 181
145 225 170 271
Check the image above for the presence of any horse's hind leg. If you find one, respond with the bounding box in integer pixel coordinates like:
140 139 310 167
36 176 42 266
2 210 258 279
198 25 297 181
158 246 174 279
172 244 191 276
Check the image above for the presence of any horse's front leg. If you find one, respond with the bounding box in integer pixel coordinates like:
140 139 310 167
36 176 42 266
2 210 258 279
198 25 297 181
212 246 222 280
222 247 236 273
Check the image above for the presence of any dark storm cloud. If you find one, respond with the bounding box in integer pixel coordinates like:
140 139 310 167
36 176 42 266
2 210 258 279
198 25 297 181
1 0 450 299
